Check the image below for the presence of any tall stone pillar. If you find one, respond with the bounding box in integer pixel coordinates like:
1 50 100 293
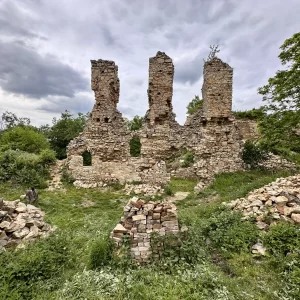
202 57 233 119
147 51 174 126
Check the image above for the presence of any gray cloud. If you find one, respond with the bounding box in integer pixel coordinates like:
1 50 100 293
0 41 88 98
0 0 300 127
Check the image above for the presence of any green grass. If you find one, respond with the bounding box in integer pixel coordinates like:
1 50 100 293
0 168 298 299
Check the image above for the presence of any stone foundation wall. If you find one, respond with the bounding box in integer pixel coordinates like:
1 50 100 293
110 197 181 263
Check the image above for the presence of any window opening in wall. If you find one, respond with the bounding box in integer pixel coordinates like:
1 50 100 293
82 151 92 166
104 117 109 123
96 118 100 122
130 136 141 157
167 99 171 108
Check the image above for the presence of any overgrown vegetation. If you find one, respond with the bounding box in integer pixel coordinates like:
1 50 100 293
0 149 56 188
129 136 142 157
258 32 300 159
233 107 266 120
186 95 203 115
0 168 298 299
242 140 269 169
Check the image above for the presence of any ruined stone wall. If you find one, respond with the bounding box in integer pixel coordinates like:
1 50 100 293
202 58 233 119
66 52 245 189
66 59 170 187
235 119 260 141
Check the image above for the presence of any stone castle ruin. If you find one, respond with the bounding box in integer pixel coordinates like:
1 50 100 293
67 51 247 189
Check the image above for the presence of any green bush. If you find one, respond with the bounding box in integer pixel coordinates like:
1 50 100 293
0 149 55 187
130 136 141 157
0 233 74 299
242 140 268 169
181 151 194 168
163 184 174 196
61 165 75 184
89 236 114 269
233 107 266 120
201 209 259 254
263 222 300 256
0 125 50 154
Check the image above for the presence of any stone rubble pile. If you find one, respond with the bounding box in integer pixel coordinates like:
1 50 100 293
124 184 163 196
258 153 297 170
0 198 53 250
110 197 182 263
226 174 300 230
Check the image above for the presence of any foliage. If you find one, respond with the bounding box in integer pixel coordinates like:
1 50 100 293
233 107 266 120
263 222 300 256
129 136 141 157
258 32 300 155
181 151 195 167
1 111 30 129
186 95 203 115
163 184 174 196
259 109 300 154
47 110 88 159
258 32 300 111
82 150 92 166
61 165 75 184
205 44 220 62
242 140 269 169
0 169 298 299
200 209 259 255
89 236 114 269
126 115 143 131
0 125 50 154
0 232 74 300
0 149 55 187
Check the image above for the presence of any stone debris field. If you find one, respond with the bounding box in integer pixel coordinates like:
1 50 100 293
226 174 300 230
0 198 53 251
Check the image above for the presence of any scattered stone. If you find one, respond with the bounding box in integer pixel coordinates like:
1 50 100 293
252 242 267 255
226 174 300 230
0 198 53 249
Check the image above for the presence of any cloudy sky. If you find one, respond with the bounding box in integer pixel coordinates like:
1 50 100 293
0 0 299 126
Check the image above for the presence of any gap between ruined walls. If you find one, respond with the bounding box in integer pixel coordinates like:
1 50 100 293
66 52 257 190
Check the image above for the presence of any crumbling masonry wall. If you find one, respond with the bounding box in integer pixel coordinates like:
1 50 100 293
67 52 250 188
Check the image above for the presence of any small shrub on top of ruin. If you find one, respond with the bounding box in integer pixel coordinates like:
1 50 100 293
181 151 195 168
242 140 268 169
204 44 220 62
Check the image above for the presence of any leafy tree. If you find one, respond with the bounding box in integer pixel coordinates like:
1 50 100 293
48 111 88 159
186 95 203 115
233 107 266 120
126 115 143 131
1 111 30 129
258 32 300 111
258 32 300 155
0 125 50 154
